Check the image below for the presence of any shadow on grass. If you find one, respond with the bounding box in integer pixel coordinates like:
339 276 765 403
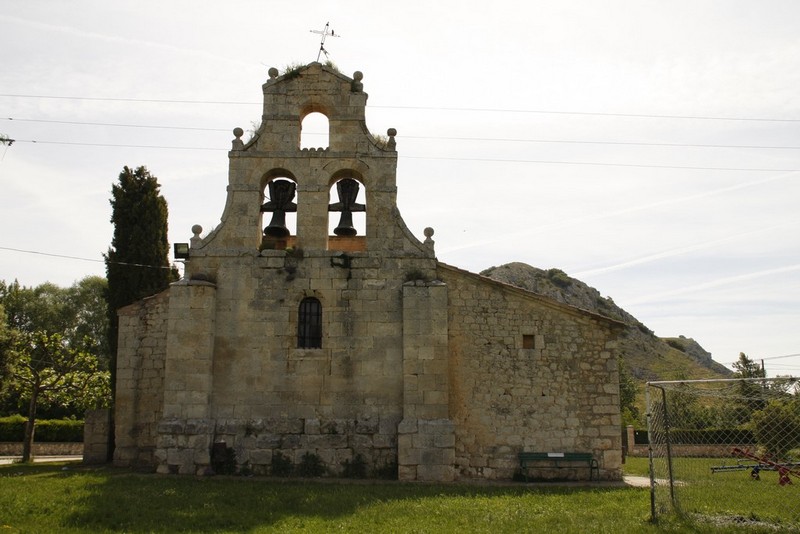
0 462 653 533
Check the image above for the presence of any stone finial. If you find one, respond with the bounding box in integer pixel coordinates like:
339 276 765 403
387 128 397 150
423 227 435 251
231 128 244 151
268 67 279 80
191 225 203 248
351 71 364 92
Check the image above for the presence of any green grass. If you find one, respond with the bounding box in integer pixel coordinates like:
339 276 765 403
0 460 789 533
649 456 800 527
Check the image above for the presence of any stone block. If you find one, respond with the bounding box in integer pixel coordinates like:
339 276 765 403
416 464 454 482
305 418 321 434
398 446 419 465
397 419 417 434
249 449 273 465
307 433 348 449
157 418 184 434
398 465 416 481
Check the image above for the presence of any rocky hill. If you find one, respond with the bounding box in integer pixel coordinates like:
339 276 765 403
480 262 732 381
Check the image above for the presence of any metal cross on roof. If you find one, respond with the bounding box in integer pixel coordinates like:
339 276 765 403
310 22 340 62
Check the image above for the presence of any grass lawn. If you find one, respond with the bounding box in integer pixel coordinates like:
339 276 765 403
0 459 790 533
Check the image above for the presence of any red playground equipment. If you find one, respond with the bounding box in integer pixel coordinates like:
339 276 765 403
730 447 800 485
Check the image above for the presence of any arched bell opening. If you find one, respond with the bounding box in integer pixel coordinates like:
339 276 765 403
327 173 367 252
300 111 330 150
260 173 298 251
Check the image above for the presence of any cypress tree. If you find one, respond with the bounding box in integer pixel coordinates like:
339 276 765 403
105 166 174 397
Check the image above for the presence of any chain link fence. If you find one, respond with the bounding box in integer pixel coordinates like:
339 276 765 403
647 378 800 528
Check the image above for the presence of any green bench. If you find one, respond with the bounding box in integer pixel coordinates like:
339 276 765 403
518 452 599 481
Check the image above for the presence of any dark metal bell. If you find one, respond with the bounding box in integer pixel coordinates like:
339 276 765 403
333 211 357 236
261 179 297 238
329 178 365 236
264 212 290 237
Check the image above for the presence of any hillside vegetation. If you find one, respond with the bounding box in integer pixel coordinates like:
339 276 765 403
480 262 732 382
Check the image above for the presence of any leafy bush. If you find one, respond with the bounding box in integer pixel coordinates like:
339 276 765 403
341 453 367 478
372 459 398 480
545 268 571 288
210 444 237 475
669 428 755 445
271 451 293 477
296 452 325 477
0 416 83 442
751 400 800 457
665 339 686 352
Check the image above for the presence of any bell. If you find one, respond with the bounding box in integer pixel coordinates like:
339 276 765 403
264 211 290 237
329 178 365 237
333 210 357 236
261 179 297 238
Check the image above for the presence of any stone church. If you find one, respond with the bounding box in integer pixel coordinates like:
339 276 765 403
113 62 624 481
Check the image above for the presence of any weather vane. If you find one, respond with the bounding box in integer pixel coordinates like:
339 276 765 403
310 22 340 62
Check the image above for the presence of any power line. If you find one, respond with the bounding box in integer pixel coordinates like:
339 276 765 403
403 155 800 173
759 353 800 362
403 135 800 151
5 117 799 150
2 93 799 122
11 138 800 172
0 93 256 106
13 139 226 151
377 105 800 123
0 246 174 270
4 117 229 132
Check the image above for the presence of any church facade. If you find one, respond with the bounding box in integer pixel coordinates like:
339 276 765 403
113 63 624 481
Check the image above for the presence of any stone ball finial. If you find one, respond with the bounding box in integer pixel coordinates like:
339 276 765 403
268 67 279 79
351 71 364 92
192 225 203 237
423 227 435 251
231 128 245 151
387 128 397 150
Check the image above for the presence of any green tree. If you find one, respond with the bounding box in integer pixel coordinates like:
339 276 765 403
105 166 175 394
65 277 111 369
0 303 14 393
618 359 639 426
733 352 767 419
0 278 110 417
8 331 110 462
751 400 800 459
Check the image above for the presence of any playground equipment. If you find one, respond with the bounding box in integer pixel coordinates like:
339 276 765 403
711 447 800 485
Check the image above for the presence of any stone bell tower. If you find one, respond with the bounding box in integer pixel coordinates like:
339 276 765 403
185 62 423 264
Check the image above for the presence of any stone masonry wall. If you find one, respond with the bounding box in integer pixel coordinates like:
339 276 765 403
439 265 623 481
153 250 436 476
114 290 169 467
83 408 111 464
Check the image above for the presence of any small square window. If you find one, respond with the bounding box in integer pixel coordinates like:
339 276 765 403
522 335 535 349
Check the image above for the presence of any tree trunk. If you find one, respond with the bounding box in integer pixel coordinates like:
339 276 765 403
21 388 38 463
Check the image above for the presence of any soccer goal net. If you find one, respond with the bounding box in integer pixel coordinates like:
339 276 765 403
647 378 800 528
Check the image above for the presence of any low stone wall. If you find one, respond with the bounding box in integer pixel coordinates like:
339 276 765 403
155 416 400 476
0 442 83 456
624 426 754 458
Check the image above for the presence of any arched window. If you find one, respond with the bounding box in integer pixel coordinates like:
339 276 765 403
261 177 297 238
297 297 322 349
300 112 329 149
328 178 366 236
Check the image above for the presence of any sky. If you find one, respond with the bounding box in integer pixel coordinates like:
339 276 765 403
1 1 798 375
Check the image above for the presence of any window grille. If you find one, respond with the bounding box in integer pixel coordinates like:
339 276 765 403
298 297 322 348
